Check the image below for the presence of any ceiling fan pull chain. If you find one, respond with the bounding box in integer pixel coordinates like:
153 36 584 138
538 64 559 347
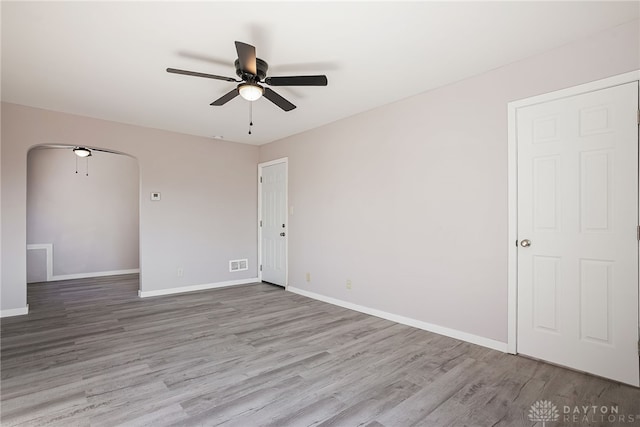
248 102 253 135
86 157 89 177
75 155 78 174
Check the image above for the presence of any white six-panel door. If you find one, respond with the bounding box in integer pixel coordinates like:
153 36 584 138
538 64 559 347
516 81 639 386
260 161 287 287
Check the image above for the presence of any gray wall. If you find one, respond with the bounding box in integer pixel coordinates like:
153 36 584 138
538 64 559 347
27 147 139 280
1 107 259 311
258 20 640 343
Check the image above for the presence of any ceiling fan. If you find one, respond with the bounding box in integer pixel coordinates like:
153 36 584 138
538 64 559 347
167 41 328 112
42 145 116 157
35 145 119 176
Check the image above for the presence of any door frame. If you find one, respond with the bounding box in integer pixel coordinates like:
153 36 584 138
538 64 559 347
257 157 289 288
507 70 640 354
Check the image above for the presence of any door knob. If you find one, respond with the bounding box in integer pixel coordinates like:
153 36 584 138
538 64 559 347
280 232 286 237
520 239 531 247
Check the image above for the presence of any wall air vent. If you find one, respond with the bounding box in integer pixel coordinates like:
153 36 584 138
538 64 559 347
229 259 248 272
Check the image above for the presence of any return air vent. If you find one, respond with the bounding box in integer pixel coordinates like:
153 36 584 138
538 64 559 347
229 259 248 272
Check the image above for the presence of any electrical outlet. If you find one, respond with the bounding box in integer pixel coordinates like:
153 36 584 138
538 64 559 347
346 279 352 290
177 267 184 277
306 272 311 282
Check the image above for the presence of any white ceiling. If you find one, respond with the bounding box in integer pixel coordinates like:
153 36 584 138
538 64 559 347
2 1 638 145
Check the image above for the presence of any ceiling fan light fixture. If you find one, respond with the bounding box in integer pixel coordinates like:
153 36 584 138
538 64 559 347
73 147 92 157
238 83 264 101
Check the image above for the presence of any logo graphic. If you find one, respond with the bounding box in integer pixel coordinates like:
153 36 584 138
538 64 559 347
529 400 560 426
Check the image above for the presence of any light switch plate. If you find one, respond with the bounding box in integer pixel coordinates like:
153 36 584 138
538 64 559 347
151 192 161 201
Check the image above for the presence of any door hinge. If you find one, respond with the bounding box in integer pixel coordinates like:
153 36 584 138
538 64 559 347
260 176 263 183
637 225 640 241
260 265 262 271
260 220 262 227
637 110 640 126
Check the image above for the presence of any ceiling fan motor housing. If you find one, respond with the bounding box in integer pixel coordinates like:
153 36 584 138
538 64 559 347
235 58 268 82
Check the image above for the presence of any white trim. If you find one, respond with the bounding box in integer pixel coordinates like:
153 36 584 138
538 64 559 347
507 70 640 355
138 277 259 298
0 305 29 318
49 269 140 282
288 286 508 352
26 244 53 281
257 157 289 288
507 101 518 355
259 157 289 169
508 71 640 110
27 243 139 282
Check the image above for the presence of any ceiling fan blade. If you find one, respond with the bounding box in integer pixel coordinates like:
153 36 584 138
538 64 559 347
167 68 238 82
235 41 257 75
265 75 328 86
210 88 239 106
37 145 120 155
263 88 296 111
37 144 73 149
92 148 119 154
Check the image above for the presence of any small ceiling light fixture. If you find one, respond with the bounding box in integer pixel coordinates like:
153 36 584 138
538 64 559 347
238 83 264 101
73 147 92 157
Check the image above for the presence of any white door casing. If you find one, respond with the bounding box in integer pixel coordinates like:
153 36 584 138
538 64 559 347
258 159 288 287
510 77 639 386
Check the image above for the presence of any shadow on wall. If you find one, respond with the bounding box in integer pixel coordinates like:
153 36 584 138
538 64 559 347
26 145 140 284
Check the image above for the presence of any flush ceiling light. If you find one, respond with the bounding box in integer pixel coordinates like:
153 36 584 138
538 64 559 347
73 147 92 157
238 83 264 101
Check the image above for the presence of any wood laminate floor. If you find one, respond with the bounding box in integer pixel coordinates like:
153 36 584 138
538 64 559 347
1 275 639 426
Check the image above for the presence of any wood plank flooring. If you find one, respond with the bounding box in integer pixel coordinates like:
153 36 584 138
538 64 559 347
1 275 639 426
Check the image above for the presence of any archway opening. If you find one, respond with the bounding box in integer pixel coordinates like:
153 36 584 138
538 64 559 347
26 145 140 297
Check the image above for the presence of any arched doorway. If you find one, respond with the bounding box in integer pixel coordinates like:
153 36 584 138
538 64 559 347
26 145 140 294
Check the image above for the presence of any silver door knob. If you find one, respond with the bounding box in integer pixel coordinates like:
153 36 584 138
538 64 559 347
280 232 286 237
520 239 531 247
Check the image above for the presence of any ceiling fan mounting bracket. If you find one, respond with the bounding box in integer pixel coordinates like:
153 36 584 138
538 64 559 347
235 58 268 82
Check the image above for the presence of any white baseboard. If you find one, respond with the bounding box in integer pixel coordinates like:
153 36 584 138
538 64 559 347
138 277 260 298
48 269 140 282
287 287 508 353
0 305 29 318
27 244 139 282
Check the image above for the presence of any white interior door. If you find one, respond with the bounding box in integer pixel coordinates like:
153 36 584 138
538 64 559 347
516 81 639 386
260 161 287 287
